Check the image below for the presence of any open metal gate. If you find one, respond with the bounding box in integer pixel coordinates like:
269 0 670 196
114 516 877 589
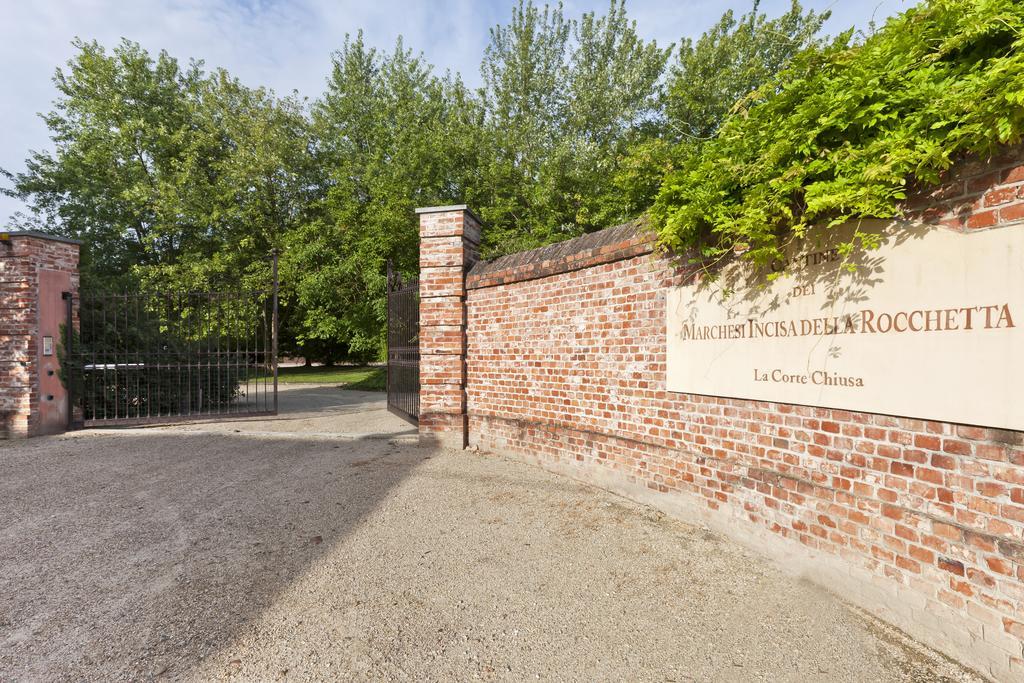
386 262 419 424
65 262 278 428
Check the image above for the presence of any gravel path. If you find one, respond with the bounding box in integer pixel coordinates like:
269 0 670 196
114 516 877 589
146 384 419 440
0 390 983 682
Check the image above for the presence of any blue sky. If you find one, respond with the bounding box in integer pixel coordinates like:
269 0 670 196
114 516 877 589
0 0 908 226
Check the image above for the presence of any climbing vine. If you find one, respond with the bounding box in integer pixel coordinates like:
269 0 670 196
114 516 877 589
650 0 1024 271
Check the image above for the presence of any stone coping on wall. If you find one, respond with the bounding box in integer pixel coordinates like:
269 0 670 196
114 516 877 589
466 218 655 289
1 230 83 246
414 204 485 228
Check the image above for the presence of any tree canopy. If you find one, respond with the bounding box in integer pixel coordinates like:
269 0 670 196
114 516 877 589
650 0 1024 271
6 0 1012 359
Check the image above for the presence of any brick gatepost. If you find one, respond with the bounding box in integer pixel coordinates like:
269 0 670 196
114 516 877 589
0 231 81 438
415 205 481 449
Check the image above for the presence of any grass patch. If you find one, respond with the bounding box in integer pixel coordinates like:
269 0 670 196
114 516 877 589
340 368 386 392
270 365 386 391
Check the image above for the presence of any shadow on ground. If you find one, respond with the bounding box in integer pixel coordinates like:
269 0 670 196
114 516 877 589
149 386 417 439
0 428 420 681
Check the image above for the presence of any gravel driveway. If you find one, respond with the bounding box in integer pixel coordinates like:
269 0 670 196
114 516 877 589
0 388 982 682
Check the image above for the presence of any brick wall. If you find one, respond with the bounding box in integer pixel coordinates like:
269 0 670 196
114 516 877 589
0 232 80 438
418 150 1024 680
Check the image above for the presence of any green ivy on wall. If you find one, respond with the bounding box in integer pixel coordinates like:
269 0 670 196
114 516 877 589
650 0 1024 272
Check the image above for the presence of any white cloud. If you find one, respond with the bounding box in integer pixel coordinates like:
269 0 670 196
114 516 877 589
0 0 908 226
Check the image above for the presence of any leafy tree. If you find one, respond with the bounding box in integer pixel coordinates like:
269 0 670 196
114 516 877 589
614 1 828 218
650 0 1024 270
560 2 671 230
12 1 933 368
2 40 208 289
477 0 670 254
140 68 316 294
666 0 829 142
292 34 477 357
2 39 312 291
476 0 570 253
2 39 318 354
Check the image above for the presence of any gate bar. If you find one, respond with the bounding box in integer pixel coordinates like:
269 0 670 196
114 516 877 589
386 259 392 408
272 249 279 415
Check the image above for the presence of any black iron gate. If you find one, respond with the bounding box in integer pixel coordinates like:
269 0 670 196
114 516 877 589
386 262 419 424
66 262 278 428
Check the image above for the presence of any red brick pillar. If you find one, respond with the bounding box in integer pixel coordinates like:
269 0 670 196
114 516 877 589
0 231 81 438
416 205 481 449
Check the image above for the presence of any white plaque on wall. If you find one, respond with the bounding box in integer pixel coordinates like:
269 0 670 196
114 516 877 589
666 220 1024 430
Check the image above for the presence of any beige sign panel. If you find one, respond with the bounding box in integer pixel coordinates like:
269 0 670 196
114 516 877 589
666 221 1024 430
